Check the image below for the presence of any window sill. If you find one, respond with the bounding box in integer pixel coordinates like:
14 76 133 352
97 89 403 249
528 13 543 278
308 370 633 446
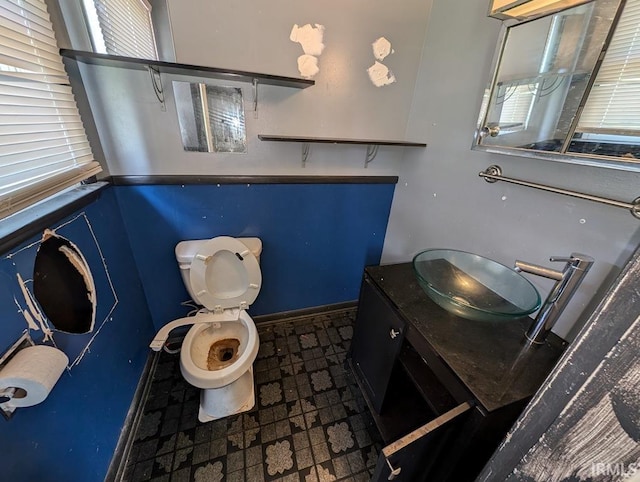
0 182 109 255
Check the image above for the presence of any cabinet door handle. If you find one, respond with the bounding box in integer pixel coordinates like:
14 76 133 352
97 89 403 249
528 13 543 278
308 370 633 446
389 329 400 339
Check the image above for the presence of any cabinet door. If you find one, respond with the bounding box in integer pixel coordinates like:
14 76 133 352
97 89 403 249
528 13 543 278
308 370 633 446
371 402 472 482
351 277 406 413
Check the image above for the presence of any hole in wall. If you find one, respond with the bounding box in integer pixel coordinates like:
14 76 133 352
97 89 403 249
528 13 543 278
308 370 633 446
6 213 117 369
33 230 96 334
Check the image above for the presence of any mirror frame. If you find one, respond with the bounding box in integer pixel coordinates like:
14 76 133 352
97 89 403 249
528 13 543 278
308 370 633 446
472 0 640 173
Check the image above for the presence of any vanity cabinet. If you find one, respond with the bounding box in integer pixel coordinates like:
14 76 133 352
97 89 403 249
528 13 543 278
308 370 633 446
350 264 565 481
350 277 406 413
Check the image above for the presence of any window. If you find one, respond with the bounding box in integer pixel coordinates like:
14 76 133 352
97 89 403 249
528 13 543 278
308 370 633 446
577 0 640 135
0 0 101 221
82 0 158 60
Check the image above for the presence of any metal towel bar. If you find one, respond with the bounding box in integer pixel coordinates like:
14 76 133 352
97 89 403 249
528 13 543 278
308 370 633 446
479 165 640 220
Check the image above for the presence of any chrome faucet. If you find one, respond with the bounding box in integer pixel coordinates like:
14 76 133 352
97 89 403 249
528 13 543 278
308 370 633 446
515 253 594 345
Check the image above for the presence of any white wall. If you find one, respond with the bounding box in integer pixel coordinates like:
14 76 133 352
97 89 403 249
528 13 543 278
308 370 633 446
61 0 640 338
166 0 430 140
72 0 433 176
382 0 640 340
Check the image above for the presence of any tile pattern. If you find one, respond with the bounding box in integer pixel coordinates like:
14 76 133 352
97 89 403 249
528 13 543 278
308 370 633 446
122 310 382 482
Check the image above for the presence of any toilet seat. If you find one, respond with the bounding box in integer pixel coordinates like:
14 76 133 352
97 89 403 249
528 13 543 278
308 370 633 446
189 236 262 313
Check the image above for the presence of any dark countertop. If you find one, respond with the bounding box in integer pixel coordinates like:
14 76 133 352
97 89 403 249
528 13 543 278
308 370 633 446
366 263 566 413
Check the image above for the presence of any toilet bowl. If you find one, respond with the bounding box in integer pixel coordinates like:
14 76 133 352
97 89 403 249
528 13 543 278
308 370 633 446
180 310 259 420
180 311 259 388
150 236 262 422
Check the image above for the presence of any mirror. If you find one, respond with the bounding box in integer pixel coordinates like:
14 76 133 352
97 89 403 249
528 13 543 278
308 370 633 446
474 0 640 170
173 81 247 153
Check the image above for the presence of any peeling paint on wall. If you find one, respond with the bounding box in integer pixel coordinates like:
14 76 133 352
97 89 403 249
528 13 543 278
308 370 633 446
367 61 396 87
16 273 44 332
367 37 396 87
372 36 394 61
297 54 320 79
290 23 325 56
290 23 325 78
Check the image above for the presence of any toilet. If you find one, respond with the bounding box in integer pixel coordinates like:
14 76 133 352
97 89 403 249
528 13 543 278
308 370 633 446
149 236 262 422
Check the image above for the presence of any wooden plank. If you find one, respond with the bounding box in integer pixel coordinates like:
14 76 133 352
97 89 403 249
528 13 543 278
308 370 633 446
382 401 473 458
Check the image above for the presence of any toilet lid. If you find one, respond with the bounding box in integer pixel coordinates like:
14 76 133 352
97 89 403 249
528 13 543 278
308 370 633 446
189 236 262 311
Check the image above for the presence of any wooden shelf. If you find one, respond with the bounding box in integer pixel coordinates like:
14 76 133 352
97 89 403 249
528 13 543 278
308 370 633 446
60 50 315 89
258 135 426 147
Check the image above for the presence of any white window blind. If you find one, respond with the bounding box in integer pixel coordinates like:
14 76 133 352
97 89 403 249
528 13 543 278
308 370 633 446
577 0 640 134
0 0 101 220
499 83 538 129
90 0 157 59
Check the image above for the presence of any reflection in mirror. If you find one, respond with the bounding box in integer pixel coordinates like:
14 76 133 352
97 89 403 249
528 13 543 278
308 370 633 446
480 1 613 151
474 0 640 170
568 0 640 159
82 0 159 60
173 82 247 153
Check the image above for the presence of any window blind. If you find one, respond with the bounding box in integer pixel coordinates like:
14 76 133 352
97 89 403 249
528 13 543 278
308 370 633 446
499 83 537 129
0 0 101 220
577 0 640 134
91 0 157 59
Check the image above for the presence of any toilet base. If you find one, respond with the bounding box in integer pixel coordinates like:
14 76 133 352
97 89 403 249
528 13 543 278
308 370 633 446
197 368 255 423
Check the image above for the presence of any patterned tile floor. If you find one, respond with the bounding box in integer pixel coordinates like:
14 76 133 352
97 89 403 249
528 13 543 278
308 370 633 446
122 309 382 482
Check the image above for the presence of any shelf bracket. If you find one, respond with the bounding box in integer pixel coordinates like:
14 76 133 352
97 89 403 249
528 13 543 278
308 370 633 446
252 78 259 113
301 143 311 167
364 144 379 168
147 65 166 111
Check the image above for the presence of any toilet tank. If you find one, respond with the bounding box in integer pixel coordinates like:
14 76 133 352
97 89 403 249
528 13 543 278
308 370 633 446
175 237 262 302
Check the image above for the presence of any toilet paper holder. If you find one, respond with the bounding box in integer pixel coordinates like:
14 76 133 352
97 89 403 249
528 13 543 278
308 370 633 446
0 333 35 420
0 387 17 404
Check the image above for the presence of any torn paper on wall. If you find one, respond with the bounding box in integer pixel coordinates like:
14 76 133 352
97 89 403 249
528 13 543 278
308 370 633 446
16 273 43 332
290 24 325 56
372 37 394 61
367 61 396 87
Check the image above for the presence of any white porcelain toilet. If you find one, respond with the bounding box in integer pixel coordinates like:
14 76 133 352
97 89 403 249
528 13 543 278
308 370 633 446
149 236 262 422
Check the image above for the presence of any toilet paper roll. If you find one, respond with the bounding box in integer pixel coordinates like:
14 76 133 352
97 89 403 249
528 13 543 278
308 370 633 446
0 345 68 408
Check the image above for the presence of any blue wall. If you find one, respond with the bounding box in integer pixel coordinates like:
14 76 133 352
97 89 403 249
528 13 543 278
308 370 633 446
114 183 396 330
0 188 155 482
0 181 394 480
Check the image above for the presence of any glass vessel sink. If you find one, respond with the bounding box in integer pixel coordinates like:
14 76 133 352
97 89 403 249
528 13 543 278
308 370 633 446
412 249 541 322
